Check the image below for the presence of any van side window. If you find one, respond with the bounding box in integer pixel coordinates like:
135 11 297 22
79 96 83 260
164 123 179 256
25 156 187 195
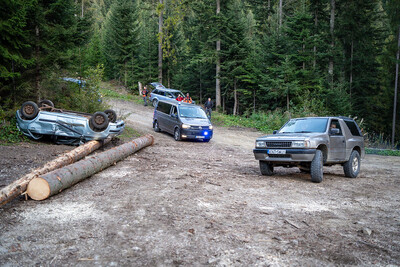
157 102 171 114
171 106 178 116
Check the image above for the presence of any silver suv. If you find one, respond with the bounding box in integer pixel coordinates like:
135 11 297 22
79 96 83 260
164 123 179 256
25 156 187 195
253 117 365 183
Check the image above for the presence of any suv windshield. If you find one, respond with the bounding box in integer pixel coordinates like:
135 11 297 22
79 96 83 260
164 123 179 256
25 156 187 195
279 118 328 133
179 106 207 119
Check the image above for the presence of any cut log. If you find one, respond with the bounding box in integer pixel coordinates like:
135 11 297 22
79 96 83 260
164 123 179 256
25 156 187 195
27 134 154 201
0 139 111 206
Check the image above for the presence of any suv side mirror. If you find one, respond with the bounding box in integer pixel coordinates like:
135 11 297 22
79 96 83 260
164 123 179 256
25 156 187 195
273 130 278 134
171 113 177 118
330 128 340 135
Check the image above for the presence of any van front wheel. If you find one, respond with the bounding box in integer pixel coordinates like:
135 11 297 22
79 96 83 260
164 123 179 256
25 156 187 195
174 128 181 141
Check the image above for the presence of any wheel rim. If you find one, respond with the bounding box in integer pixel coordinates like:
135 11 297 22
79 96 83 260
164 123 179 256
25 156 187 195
174 129 179 140
352 157 359 173
94 115 105 125
155 122 158 129
24 105 35 115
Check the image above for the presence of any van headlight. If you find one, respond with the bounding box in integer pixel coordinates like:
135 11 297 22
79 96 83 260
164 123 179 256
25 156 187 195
182 124 191 129
292 141 310 148
209 125 213 130
256 141 266 148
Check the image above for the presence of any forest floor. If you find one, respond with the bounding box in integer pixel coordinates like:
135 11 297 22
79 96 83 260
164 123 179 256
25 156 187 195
1 97 400 266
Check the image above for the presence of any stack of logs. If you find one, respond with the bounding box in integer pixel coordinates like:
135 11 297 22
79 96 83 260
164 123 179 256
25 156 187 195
0 134 154 205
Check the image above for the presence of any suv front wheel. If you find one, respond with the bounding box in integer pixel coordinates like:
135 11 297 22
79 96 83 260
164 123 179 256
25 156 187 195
260 161 274 176
310 150 323 183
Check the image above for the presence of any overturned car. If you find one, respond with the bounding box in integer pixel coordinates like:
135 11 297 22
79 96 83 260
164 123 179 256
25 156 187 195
16 100 125 145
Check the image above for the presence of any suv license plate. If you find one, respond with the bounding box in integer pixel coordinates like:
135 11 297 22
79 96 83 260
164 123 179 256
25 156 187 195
268 149 286 155
196 136 205 139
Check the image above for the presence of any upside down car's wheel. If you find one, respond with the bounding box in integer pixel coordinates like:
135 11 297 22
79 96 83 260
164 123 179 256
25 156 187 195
90 111 109 130
21 101 39 120
104 109 117 123
38 99 54 108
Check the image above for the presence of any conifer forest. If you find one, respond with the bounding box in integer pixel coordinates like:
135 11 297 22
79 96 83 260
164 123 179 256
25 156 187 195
1 0 400 143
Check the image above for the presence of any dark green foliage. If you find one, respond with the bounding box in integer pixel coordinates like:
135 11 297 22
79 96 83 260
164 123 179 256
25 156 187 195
102 0 139 88
1 0 399 144
0 118 27 144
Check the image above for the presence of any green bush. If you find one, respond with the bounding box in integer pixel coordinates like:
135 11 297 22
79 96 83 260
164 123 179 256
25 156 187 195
0 117 27 144
365 148 400 157
212 109 317 133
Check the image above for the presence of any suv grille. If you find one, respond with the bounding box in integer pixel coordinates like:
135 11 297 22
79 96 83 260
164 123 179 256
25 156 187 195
265 141 292 148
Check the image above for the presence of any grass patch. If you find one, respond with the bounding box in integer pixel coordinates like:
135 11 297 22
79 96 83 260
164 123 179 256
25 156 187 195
211 110 291 133
118 126 142 141
0 118 28 144
365 148 400 157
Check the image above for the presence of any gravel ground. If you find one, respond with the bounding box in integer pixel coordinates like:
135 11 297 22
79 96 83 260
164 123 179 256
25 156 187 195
0 98 399 266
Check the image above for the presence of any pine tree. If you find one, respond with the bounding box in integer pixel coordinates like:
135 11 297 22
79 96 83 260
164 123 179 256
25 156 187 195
102 0 140 87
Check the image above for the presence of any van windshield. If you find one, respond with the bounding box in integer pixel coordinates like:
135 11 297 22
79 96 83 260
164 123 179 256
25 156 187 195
179 107 208 119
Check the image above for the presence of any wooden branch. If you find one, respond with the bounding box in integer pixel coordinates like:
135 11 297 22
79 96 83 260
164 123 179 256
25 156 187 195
0 139 111 206
27 134 154 201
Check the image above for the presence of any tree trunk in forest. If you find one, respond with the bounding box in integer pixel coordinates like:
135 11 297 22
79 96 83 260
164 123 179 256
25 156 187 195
158 0 163 84
253 88 256 113
27 135 154 201
216 0 221 109
329 0 335 82
0 139 111 206
350 39 354 98
279 0 283 28
313 9 318 68
35 25 41 102
233 78 238 116
392 26 400 146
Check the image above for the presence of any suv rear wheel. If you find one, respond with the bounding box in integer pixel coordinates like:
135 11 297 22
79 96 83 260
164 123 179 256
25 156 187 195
260 161 274 176
343 150 360 178
310 150 323 183
152 99 158 107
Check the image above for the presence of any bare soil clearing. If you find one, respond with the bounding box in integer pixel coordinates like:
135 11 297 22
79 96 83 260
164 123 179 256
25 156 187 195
1 99 400 266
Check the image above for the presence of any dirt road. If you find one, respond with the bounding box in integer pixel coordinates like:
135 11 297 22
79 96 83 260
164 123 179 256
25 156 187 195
1 99 400 266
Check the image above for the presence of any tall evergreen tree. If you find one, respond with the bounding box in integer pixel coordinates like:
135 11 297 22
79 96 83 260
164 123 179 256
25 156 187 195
102 0 139 87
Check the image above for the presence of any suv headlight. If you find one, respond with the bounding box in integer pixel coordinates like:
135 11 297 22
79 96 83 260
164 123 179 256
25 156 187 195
256 140 266 148
292 141 310 148
182 124 191 129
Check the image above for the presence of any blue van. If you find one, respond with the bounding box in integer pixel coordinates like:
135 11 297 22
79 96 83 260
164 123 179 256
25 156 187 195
153 100 213 142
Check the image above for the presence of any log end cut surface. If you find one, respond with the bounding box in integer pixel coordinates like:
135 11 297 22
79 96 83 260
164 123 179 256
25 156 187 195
27 178 51 201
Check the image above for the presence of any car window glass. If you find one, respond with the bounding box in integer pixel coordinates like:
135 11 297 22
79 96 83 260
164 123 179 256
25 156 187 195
330 119 342 135
157 102 171 114
171 106 178 116
279 118 328 133
345 120 361 136
167 92 174 98
179 107 207 119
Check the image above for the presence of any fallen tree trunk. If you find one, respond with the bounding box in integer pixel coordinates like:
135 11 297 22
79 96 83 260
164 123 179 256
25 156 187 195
0 138 111 206
27 134 154 201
